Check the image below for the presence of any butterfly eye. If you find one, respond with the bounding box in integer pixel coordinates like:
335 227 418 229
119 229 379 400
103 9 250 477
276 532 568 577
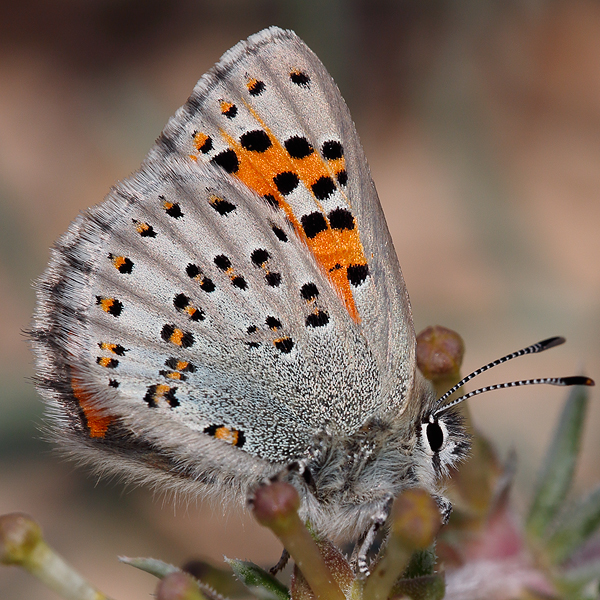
426 420 444 453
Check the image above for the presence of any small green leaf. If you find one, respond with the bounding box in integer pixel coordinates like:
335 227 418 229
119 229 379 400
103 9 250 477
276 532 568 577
181 560 249 597
226 558 290 600
546 485 600 565
403 547 437 578
527 385 589 540
119 556 180 579
120 557 230 600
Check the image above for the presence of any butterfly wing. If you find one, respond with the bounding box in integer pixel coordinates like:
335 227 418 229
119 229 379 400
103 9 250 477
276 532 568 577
160 26 417 411
32 27 417 498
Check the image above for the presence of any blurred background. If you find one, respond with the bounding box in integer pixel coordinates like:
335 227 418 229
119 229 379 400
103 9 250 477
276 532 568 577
1 1 599 598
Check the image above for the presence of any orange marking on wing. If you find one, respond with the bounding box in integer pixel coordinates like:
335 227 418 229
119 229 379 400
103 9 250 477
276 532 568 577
214 426 239 445
214 110 367 322
71 380 112 438
193 132 210 152
169 328 185 346
222 131 293 196
327 157 346 175
243 108 343 203
308 227 365 316
288 146 337 196
111 256 127 271
175 360 189 371
98 298 116 313
220 101 235 115
155 384 171 397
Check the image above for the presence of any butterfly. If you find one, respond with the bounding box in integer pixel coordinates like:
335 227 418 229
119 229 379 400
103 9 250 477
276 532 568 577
31 26 593 571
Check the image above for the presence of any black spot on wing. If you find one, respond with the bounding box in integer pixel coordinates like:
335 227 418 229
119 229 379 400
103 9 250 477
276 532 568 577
240 130 272 152
301 212 327 238
211 149 239 174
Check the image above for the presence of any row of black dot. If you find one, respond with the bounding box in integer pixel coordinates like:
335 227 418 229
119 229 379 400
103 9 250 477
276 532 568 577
173 293 204 322
247 69 309 99
209 143 346 203
301 206 354 239
97 270 332 348
99 353 197 398
193 67 311 150
105 198 289 304
246 317 293 353
158 68 310 154
193 121 346 193
237 130 342 161
300 282 330 328
156 192 290 288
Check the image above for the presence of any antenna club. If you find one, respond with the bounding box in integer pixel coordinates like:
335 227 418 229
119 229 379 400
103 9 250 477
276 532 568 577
435 375 594 415
539 336 566 350
563 376 595 386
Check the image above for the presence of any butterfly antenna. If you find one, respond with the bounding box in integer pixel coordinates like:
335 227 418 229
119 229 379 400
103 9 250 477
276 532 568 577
433 337 595 415
435 376 594 415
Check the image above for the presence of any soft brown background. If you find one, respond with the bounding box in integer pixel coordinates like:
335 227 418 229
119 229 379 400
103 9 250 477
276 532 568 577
1 2 599 598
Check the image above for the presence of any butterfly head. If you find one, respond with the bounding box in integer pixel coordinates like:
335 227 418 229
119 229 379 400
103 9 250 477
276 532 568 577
408 373 470 488
417 407 470 479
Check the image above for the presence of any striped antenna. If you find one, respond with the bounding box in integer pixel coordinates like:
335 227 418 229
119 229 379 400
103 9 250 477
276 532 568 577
433 337 594 416
435 376 594 415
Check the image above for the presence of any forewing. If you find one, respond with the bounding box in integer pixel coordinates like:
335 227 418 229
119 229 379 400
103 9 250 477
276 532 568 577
159 26 417 409
32 28 416 494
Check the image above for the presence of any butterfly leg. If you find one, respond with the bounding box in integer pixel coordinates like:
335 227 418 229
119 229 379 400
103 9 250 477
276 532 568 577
432 494 453 524
270 548 290 575
353 494 394 577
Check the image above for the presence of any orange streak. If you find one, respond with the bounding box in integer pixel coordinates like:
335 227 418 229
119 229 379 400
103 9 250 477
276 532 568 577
223 130 364 320
72 380 112 438
195 105 366 321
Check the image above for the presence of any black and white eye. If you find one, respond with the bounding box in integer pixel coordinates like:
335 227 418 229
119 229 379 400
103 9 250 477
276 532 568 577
421 418 447 454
